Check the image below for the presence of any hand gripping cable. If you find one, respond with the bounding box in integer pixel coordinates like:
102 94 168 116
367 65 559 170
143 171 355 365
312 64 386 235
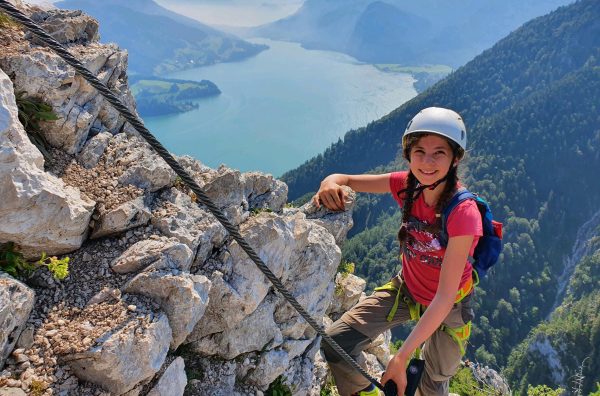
0 1 401 394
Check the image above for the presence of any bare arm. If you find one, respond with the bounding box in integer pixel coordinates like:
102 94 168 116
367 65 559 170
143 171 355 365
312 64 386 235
381 235 474 393
313 173 391 211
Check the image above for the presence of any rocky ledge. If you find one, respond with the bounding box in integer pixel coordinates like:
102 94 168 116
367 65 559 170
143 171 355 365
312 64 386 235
0 2 390 395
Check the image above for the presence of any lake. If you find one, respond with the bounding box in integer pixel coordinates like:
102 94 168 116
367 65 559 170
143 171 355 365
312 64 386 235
143 38 417 177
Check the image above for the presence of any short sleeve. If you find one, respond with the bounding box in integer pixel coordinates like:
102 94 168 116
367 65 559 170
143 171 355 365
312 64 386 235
447 199 483 237
389 171 408 207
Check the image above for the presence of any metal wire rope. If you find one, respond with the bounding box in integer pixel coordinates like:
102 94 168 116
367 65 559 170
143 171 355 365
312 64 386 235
0 1 390 393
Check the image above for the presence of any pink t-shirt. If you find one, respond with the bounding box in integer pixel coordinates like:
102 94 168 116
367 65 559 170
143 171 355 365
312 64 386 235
389 171 483 305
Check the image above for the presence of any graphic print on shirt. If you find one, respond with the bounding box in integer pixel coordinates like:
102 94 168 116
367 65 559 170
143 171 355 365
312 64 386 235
403 216 444 268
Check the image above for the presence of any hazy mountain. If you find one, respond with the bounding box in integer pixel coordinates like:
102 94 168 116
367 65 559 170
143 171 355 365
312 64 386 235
56 0 267 75
252 0 574 67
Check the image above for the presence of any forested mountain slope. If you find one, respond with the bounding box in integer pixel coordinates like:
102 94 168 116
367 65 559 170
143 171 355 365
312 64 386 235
283 0 600 389
504 233 600 395
281 0 599 201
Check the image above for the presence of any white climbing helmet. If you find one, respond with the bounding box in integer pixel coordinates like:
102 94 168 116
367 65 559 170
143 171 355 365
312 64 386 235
403 107 467 152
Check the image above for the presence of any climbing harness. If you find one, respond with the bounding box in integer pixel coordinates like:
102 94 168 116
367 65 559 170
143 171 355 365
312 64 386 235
0 1 394 393
374 274 474 358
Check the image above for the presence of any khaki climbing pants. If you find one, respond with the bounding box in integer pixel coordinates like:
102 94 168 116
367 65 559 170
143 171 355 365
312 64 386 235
321 275 474 396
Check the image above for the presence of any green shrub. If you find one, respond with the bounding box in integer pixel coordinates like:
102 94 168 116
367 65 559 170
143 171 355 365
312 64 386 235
15 91 59 162
526 384 564 396
266 375 292 396
0 242 69 280
0 11 17 28
337 260 355 276
449 367 499 396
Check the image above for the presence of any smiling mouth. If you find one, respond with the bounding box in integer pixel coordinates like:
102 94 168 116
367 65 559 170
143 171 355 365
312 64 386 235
419 169 437 175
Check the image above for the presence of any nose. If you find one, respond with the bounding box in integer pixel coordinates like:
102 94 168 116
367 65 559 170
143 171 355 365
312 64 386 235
424 154 436 164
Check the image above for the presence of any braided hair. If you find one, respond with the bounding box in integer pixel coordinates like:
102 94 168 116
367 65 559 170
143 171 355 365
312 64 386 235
397 133 463 249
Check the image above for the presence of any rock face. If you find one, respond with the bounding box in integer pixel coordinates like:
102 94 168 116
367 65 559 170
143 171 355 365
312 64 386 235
0 274 35 368
0 68 94 256
0 4 366 395
29 9 99 45
327 272 366 320
124 271 211 350
146 357 187 396
0 7 138 155
61 312 172 395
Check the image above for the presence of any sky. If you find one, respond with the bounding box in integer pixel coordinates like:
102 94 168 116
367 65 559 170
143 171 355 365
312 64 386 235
24 0 304 27
153 0 304 27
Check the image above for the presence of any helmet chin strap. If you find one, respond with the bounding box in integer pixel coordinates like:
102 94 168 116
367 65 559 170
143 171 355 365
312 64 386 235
399 163 454 201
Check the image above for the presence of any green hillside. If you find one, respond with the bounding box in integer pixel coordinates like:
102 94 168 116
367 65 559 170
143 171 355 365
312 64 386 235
504 237 600 395
130 76 220 116
283 0 600 390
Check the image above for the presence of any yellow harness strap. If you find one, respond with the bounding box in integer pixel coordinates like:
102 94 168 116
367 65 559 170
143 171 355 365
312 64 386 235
374 282 423 322
440 321 472 356
375 275 475 355
375 275 474 323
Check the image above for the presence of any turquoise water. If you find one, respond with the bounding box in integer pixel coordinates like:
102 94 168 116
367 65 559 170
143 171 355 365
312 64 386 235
143 38 416 177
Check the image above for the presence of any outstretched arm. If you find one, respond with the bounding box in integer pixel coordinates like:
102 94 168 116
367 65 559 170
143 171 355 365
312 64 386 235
381 235 473 394
313 173 391 211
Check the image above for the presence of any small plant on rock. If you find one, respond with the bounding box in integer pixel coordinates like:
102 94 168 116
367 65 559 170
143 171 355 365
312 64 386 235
337 260 355 277
0 242 69 280
15 91 59 162
266 375 292 396
0 11 18 28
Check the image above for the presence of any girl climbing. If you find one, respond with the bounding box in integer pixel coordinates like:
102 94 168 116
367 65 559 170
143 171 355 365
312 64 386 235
315 107 482 396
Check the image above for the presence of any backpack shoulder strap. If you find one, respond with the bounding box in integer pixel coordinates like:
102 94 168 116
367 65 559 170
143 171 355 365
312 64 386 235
439 188 477 246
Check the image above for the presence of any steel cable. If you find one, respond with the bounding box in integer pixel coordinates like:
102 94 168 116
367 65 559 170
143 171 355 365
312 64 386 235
0 1 389 392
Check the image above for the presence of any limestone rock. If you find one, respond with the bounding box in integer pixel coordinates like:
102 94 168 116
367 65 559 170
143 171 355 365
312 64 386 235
244 172 288 213
188 210 339 341
0 387 27 396
247 348 289 389
299 186 356 246
282 339 323 396
77 131 112 169
151 188 227 264
61 312 172 395
146 357 187 396
327 273 366 318
0 31 137 154
365 330 392 366
111 237 193 274
0 69 94 256
173 160 288 226
123 271 211 349
0 273 35 368
309 348 331 396
105 134 176 192
91 195 151 239
29 9 99 45
193 294 281 359
364 351 385 380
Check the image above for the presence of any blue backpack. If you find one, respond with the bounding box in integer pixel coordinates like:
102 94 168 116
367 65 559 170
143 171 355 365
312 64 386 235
438 188 503 280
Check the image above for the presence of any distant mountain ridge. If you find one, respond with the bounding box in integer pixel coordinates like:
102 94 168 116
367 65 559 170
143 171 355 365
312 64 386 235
252 0 573 67
56 0 268 75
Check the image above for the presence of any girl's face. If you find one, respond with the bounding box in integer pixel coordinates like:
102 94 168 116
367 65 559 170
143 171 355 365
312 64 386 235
409 134 457 185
